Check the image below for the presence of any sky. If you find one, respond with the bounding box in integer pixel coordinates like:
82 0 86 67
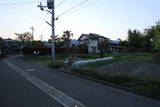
0 0 160 41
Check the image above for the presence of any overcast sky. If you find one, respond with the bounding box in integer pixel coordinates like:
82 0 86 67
0 0 160 41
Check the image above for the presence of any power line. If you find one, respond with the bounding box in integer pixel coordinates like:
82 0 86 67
0 7 36 18
0 5 35 16
0 1 38 6
55 0 68 8
58 0 89 17
38 13 50 29
65 0 102 16
41 26 49 34
35 12 50 36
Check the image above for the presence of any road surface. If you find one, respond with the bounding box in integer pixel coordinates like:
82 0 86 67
0 55 160 107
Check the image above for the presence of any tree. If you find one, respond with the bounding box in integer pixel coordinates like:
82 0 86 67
48 39 51 43
144 20 160 52
31 41 43 47
127 29 143 51
15 32 32 46
60 30 73 56
48 35 64 48
126 20 160 52
153 21 160 51
119 40 129 52
98 40 108 58
61 30 73 49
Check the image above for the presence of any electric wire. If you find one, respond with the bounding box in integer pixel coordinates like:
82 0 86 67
55 0 68 8
64 0 102 16
57 0 89 17
0 5 35 17
0 7 36 18
0 1 39 6
35 12 50 36
1 0 103 39
40 25 50 39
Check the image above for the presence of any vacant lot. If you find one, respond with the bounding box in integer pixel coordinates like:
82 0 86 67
98 61 160 79
81 52 154 68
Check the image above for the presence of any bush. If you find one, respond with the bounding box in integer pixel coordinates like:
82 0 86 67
69 67 160 96
0 51 6 58
70 67 137 85
49 61 64 68
140 77 160 96
153 53 160 64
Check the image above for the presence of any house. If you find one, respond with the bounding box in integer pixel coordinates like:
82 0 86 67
108 40 121 52
4 39 22 52
78 33 121 53
78 33 108 53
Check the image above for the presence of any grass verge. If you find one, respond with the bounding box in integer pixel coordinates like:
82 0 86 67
22 56 51 66
69 67 160 97
22 55 66 68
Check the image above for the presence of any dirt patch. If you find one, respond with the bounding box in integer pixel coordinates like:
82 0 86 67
98 61 160 79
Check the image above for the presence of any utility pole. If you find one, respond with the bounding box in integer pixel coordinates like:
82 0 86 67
51 0 55 64
38 0 56 64
30 27 35 41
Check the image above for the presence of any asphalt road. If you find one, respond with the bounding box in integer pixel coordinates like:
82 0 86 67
1 55 160 107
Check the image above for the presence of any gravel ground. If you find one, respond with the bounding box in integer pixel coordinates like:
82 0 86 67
98 61 160 79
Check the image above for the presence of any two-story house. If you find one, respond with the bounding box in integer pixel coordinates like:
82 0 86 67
108 40 121 52
78 33 108 53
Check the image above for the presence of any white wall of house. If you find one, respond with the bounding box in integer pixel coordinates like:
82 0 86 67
79 34 108 53
88 39 98 53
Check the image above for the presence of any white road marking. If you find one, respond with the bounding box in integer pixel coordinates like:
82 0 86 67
4 59 86 107
26 69 35 72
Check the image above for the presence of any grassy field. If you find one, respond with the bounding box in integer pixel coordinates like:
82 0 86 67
81 52 154 68
23 52 154 68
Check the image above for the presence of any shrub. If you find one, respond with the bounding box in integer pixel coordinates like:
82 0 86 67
49 61 64 68
70 67 137 85
140 77 160 96
153 53 160 64
69 67 160 96
0 51 6 58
